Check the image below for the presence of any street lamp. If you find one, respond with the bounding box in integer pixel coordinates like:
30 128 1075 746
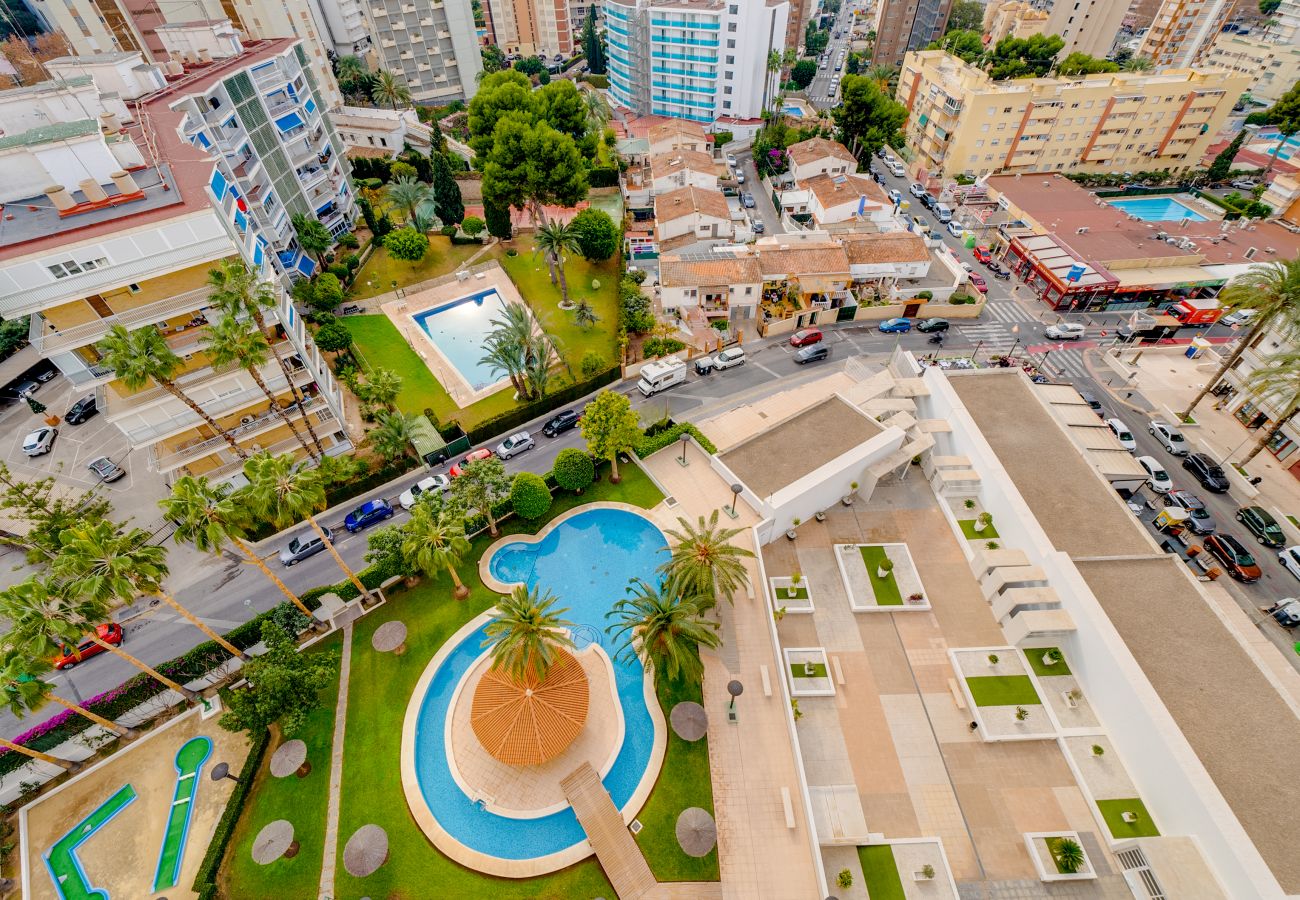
727 680 744 723
679 431 691 467
729 483 743 518
1005 324 1020 364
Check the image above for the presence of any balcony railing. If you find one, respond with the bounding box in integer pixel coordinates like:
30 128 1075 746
108 343 307 416
30 286 218 356
153 395 331 471
197 416 346 482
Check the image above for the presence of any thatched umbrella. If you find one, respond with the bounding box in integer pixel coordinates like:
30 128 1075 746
343 824 389 878
471 647 589 766
670 701 708 741
252 820 296 864
372 620 408 655
270 739 310 778
675 807 717 857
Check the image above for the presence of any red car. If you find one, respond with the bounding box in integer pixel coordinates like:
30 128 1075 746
789 328 823 347
52 623 123 670
973 246 992 265
449 447 494 477
968 273 988 293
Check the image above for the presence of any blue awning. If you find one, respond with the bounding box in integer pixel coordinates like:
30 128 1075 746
315 200 335 215
275 112 304 132
296 256 316 276
304 98 316 115
209 169 227 200
195 131 210 148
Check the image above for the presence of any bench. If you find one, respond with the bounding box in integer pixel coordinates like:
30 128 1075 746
832 656 846 686
780 787 795 829
948 678 968 711
760 664 772 697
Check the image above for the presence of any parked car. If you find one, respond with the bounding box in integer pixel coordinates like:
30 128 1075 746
794 345 831 364
725 153 737 167
968 273 988 293
13 380 39 398
65 396 98 425
495 431 536 460
1105 417 1136 452
279 527 333 566
741 192 756 209
752 221 766 234
1278 545 1300 581
946 221 964 239
1182 452 1230 492
1148 419 1189 456
1080 392 1104 415
789 328 823 347
1237 505 1286 547
22 427 56 457
973 246 992 265
1045 323 1086 340
711 347 747 370
916 318 950 333
909 181 927 198
910 215 931 236
1263 598 1300 629
35 368 57 383
399 474 450 510
1221 309 1257 327
920 193 937 211
450 447 494 477
86 456 125 483
1203 533 1262 582
343 498 395 533
887 189 902 205
52 623 123 670
1137 455 1173 493
542 409 581 437
1230 178 1259 190
878 317 911 333
1166 490 1216 534
736 172 746 184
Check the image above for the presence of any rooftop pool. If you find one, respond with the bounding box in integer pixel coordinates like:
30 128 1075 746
1107 196 1207 222
409 287 512 392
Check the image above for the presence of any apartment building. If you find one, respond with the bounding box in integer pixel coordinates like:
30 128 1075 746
982 1 1050 45
604 0 789 123
1202 31 1300 106
0 41 350 485
365 0 483 103
871 0 951 67
1138 0 1235 68
897 50 1248 182
982 0 1127 57
1270 0 1300 43
483 0 578 56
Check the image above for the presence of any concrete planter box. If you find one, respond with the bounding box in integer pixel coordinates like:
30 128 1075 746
1024 832 1095 882
769 576 814 613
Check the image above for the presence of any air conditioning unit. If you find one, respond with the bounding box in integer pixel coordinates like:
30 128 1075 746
1245 246 1257 259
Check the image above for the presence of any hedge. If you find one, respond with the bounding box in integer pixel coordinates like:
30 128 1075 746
635 422 716 458
465 367 620 443
192 726 271 900
581 74 609 88
589 166 620 188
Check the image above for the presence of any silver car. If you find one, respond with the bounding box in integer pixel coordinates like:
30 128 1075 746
1044 323 1086 340
399 474 450 510
495 431 535 460
86 456 125 483
1149 419 1189 456
279 527 333 566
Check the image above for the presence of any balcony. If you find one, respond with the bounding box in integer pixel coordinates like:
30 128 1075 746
29 286 218 356
153 394 332 471
188 414 347 483
107 342 308 416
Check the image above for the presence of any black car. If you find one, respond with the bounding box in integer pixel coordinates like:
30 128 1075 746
1237 505 1286 548
919 193 937 211
65 396 98 424
542 409 581 437
1183 452 1230 493
916 318 949 333
794 345 830 364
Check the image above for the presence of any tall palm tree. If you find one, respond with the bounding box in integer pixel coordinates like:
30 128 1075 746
866 64 896 93
161 476 313 618
96 325 244 460
239 452 370 600
207 259 326 456
0 577 198 702
1180 257 1300 420
384 175 435 225
659 510 756 607
0 650 134 739
480 301 549 400
479 334 529 398
525 331 557 400
371 69 412 109
336 54 366 84
369 411 416 463
204 315 314 461
481 585 576 682
574 299 598 329
401 499 471 598
534 221 583 304
584 89 611 133
53 521 247 661
290 214 333 268
606 577 720 683
1238 350 1300 465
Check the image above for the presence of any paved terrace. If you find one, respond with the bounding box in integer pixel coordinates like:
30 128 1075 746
949 370 1300 894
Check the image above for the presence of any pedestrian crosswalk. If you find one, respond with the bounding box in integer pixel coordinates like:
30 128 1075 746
1037 346 1089 380
982 301 1041 325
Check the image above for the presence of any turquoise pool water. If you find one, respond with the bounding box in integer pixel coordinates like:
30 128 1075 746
410 508 667 859
1108 196 1207 222
410 288 511 391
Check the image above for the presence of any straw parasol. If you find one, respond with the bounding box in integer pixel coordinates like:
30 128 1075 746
471 647 589 767
252 820 296 864
270 739 309 778
675 807 717 857
372 620 408 655
343 824 389 878
670 701 708 741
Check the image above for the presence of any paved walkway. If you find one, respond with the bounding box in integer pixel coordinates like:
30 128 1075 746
561 762 657 899
318 623 353 900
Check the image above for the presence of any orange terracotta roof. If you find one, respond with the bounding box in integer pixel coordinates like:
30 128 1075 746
660 253 762 286
787 137 856 168
755 243 850 277
470 647 589 767
655 185 731 223
838 231 931 264
649 149 718 181
805 173 890 210
648 118 708 145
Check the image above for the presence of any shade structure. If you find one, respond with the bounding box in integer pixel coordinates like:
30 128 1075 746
675 807 717 857
269 739 307 778
343 824 389 878
372 620 407 653
670 701 708 741
471 647 589 767
252 820 295 864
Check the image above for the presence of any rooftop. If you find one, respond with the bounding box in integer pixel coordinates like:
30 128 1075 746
646 117 708 145
648 149 718 181
659 252 762 286
786 136 856 168
838 231 931 265
719 395 880 499
0 118 99 151
804 172 890 211
0 75 94 100
755 242 851 278
654 185 731 223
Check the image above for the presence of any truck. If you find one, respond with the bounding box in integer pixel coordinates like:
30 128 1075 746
1116 312 1181 344
1166 296 1222 327
637 357 688 396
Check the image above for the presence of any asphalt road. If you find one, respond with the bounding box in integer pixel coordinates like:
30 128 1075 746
808 6 856 110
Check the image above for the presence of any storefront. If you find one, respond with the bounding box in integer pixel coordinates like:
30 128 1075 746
1006 234 1118 311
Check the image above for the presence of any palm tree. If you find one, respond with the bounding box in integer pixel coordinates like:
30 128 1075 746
584 89 611 132
290 214 333 268
384 175 435 226
574 299 598 329
525 331 557 399
239 452 371 600
1122 56 1153 72
481 585 576 682
480 301 549 400
534 221 583 304
1237 350 1300 465
204 315 315 461
371 69 412 109
659 510 756 606
866 64 896 93
412 197 441 234
207 259 326 456
1180 257 1300 420
606 577 720 683
336 54 366 85
363 368 403 411
161 475 313 618
0 577 199 702
369 411 416 463
97 325 245 460
479 334 529 398
53 521 247 661
0 650 135 739
401 499 471 598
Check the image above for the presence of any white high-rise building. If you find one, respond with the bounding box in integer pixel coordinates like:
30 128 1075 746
363 0 482 104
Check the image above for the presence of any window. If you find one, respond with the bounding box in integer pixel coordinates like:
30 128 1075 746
128 283 141 293
367 135 375 145
728 3 737 10
726 54 734 63
745 286 752 295
1003 107 1012 113
723 100 731 109
724 70 734 80
379 137 387 146
727 39 735 47
47 258 108 279
724 85 732 94
727 22 736 31
975 139 984 148
980 123 990 132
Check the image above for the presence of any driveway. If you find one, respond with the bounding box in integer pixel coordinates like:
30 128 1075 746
733 150 782 234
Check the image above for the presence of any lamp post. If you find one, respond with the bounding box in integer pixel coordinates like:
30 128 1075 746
679 431 691 467
728 483 743 519
1005 324 1020 365
727 680 744 723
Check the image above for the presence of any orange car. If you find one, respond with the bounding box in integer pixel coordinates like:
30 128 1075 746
52 623 123 670
449 447 494 477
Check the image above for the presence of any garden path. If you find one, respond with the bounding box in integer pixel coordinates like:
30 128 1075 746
318 622 354 899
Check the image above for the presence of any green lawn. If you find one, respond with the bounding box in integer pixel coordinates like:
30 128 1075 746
1096 798 1160 839
777 586 809 601
958 519 1000 540
964 675 1041 708
352 236 488 299
858 546 902 605
857 845 905 900
219 634 342 900
790 663 828 678
633 674 719 882
1024 647 1072 678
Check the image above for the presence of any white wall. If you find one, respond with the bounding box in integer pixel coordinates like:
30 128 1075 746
651 170 719 194
0 82 107 134
48 53 167 101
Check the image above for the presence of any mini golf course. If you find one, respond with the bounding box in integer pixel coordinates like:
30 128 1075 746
153 736 213 891
42 784 137 900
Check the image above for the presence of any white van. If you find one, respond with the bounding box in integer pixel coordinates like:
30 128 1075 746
637 357 688 396
935 203 953 224
712 347 746 370
887 160 906 178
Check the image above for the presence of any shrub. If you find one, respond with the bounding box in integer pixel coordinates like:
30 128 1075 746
588 166 620 188
626 268 648 285
570 207 620 260
460 215 485 237
582 74 609 88
552 448 596 492
635 422 716 457
440 224 459 237
327 263 350 281
510 472 552 519
642 336 685 358
917 290 933 300
580 350 607 377
712 129 733 145
384 227 430 262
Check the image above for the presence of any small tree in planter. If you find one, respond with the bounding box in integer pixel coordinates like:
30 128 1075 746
1042 648 1064 667
876 554 894 579
1053 838 1085 874
964 498 976 510
842 481 859 505
787 572 802 598
1015 706 1030 722
786 517 801 541
836 869 853 889
773 606 787 622
921 863 936 880
986 540 1000 550
975 511 993 533
987 653 999 667
1091 744 1105 758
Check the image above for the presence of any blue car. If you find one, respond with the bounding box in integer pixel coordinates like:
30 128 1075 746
878 317 911 333
344 498 395 533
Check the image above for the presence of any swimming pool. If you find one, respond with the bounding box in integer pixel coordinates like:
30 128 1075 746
407 508 667 863
409 288 513 392
1108 196 1207 222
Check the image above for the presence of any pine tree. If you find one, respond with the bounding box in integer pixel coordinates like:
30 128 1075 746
430 152 465 225
583 9 606 75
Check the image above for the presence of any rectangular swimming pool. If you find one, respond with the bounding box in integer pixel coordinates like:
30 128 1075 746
1108 196 1207 222
410 288 511 392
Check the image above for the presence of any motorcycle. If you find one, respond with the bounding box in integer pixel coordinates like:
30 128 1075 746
927 334 945 345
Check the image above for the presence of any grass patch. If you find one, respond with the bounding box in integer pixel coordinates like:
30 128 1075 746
219 634 342 900
1096 798 1160 839
1024 647 1071 677
790 662 828 678
776 586 809 600
857 845 905 900
965 675 1040 707
958 519 1000 539
633 674 719 882
858 545 902 605
1288 515 1299 529
352 236 487 298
